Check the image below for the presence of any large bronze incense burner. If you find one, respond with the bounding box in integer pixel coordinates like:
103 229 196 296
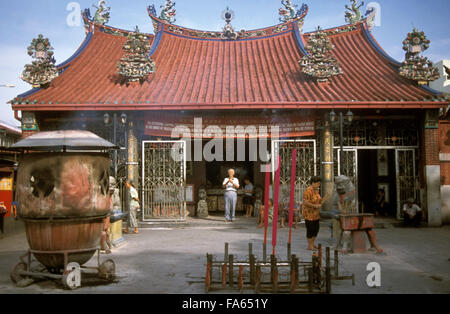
10 131 118 289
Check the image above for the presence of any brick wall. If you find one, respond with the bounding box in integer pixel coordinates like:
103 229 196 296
424 128 440 165
440 121 450 185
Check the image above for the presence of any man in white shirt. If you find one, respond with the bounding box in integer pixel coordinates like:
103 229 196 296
223 169 240 222
403 198 422 227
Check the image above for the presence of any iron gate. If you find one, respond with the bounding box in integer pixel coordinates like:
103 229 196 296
395 149 418 219
142 141 186 222
334 149 358 211
272 140 318 205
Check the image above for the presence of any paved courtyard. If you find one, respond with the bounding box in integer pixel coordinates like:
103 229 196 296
0 217 449 294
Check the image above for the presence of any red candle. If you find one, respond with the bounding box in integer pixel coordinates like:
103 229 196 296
288 149 297 244
263 163 271 245
272 156 281 255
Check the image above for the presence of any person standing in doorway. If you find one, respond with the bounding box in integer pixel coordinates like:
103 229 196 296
124 180 140 234
375 188 388 217
302 176 325 251
223 169 240 223
243 178 254 218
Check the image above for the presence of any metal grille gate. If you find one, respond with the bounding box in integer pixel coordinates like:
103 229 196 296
334 149 358 211
142 141 186 222
395 149 418 219
272 140 318 204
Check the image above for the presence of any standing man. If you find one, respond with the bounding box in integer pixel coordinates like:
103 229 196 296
403 198 422 227
223 169 240 223
124 180 140 234
303 176 328 251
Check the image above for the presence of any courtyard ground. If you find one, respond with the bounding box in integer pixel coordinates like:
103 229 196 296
0 216 449 294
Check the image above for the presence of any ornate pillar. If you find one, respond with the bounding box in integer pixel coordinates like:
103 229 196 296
423 109 442 227
321 114 334 211
127 118 139 188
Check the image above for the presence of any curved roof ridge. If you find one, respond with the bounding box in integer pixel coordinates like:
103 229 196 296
147 5 307 41
358 22 443 97
149 20 164 57
292 20 308 56
82 9 155 37
360 22 402 67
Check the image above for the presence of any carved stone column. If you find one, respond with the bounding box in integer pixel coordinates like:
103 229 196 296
127 118 139 187
321 114 334 211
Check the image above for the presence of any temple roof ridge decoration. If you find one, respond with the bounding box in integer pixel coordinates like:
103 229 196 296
92 0 110 25
10 1 449 111
147 2 309 41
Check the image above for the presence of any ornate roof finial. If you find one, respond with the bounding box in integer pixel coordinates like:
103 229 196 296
21 35 59 88
299 26 343 83
399 28 440 84
93 0 110 25
117 26 156 83
345 0 364 24
160 0 176 24
221 7 239 40
279 1 308 23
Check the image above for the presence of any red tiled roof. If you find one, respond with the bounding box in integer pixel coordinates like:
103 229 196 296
12 15 447 112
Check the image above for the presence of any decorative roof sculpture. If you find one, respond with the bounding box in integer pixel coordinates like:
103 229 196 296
21 35 59 88
299 26 343 83
399 28 440 84
117 26 156 83
93 0 110 25
160 0 176 24
221 7 239 40
345 0 364 24
279 0 307 23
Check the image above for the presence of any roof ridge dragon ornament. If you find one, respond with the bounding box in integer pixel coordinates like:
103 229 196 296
345 0 364 24
93 0 110 25
279 0 308 23
160 0 176 24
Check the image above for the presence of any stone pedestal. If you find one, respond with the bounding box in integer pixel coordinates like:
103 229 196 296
197 200 209 218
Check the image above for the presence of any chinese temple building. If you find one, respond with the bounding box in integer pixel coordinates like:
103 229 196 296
10 1 450 225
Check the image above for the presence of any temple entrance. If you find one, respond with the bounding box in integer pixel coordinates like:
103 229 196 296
272 139 318 204
141 141 187 222
335 148 419 219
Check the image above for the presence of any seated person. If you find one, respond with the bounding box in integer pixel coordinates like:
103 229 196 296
403 198 422 227
280 203 301 229
257 199 274 228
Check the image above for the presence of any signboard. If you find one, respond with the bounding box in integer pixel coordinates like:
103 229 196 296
144 113 315 138
0 178 13 191
0 177 13 218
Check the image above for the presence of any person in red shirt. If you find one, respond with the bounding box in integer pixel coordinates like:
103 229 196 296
302 177 325 251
